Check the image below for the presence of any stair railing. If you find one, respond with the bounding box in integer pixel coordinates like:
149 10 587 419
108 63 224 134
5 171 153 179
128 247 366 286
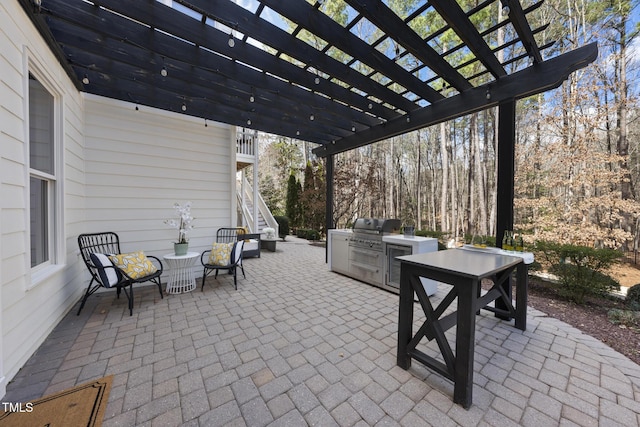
237 191 255 231
238 176 279 237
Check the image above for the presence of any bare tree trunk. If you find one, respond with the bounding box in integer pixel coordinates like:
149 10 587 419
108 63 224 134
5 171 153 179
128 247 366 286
389 139 395 218
450 123 460 238
616 13 634 199
416 131 422 229
472 113 488 235
489 106 498 236
467 120 475 234
440 122 449 232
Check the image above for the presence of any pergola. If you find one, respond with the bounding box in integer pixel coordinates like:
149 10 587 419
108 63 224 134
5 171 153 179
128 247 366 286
20 0 597 241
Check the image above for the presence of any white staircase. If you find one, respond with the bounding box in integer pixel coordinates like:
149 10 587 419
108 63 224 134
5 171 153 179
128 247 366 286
235 127 278 237
237 176 279 237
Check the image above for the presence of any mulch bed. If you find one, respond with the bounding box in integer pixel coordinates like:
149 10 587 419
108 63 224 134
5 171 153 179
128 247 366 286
525 278 640 365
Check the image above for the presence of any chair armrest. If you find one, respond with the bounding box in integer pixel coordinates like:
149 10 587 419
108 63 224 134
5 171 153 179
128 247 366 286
201 250 212 266
238 233 261 241
146 255 164 274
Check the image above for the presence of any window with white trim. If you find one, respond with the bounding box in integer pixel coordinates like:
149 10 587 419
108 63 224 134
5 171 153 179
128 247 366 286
29 73 56 269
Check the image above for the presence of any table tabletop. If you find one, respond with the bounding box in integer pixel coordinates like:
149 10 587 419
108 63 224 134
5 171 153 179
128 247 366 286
397 248 523 280
460 244 535 264
163 251 199 261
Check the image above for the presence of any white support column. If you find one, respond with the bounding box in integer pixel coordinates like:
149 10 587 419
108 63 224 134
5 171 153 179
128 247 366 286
230 126 237 227
241 169 247 227
253 139 259 232
0 192 4 399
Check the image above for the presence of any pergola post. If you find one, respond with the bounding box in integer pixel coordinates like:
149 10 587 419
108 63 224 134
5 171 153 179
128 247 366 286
325 154 334 263
496 100 516 247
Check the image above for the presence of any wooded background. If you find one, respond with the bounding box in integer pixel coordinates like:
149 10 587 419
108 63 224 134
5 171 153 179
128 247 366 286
256 0 639 250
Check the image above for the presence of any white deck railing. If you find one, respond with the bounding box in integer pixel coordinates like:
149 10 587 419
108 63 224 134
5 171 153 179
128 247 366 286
236 127 257 157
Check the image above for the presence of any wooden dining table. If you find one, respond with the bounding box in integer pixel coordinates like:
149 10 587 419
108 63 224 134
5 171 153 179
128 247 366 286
396 248 529 409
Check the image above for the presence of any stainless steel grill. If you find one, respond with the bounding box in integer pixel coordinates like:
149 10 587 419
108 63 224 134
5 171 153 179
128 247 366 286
349 218 401 248
348 218 401 286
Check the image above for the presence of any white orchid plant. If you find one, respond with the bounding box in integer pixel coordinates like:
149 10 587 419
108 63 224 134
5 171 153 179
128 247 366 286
263 227 276 239
165 201 194 244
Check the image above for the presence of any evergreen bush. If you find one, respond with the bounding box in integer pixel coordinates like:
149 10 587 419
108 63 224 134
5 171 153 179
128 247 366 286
274 216 289 240
549 263 619 303
285 174 301 230
535 240 621 304
295 229 321 240
626 284 640 311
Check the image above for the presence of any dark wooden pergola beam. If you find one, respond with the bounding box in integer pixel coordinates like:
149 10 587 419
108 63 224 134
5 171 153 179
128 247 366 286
314 42 598 157
45 0 403 124
47 14 381 137
504 0 544 63
66 54 353 142
344 0 472 93
42 0 407 141
182 0 420 113
260 0 444 104
430 0 507 79
79 73 337 144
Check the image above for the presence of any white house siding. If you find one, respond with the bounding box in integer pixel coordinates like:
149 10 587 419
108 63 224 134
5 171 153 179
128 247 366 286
83 95 233 260
0 1 235 399
0 2 85 398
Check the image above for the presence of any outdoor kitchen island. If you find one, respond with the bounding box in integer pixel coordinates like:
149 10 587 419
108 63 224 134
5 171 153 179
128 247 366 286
328 219 438 295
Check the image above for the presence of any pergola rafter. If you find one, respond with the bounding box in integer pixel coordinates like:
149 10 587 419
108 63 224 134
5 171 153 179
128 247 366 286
19 0 597 244
20 0 595 154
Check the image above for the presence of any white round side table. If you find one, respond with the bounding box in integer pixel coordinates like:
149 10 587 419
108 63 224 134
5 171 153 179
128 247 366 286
163 252 199 294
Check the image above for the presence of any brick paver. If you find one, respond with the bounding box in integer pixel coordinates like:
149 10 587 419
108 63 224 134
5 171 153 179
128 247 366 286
4 237 640 426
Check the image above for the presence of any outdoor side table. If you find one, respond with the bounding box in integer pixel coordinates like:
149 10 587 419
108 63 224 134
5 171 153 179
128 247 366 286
396 249 528 409
262 239 277 252
163 252 199 294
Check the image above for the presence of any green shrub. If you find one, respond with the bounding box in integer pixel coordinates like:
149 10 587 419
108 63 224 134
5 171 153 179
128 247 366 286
415 229 448 239
549 263 620 304
415 230 449 250
307 230 321 241
536 241 622 304
527 260 543 272
296 229 321 241
626 284 640 311
533 241 622 270
274 216 289 240
608 308 640 328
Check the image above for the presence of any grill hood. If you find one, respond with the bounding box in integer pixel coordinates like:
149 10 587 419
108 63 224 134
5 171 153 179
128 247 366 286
352 218 401 234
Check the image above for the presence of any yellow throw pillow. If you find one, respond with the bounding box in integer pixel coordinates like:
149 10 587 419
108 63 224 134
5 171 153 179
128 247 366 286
208 242 234 266
109 251 158 279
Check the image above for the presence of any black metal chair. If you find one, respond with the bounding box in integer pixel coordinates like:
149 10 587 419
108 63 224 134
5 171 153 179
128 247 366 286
201 240 245 290
216 227 261 258
77 232 163 316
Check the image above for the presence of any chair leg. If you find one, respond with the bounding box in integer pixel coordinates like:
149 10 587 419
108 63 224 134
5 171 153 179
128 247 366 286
77 280 95 315
127 282 134 316
118 282 133 316
202 268 214 291
233 267 237 290
155 278 164 299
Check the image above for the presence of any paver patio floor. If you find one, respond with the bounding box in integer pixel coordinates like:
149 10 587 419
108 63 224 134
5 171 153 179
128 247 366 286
4 237 640 426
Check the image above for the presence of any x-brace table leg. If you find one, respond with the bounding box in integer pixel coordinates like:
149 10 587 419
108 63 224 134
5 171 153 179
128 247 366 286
397 264 478 408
